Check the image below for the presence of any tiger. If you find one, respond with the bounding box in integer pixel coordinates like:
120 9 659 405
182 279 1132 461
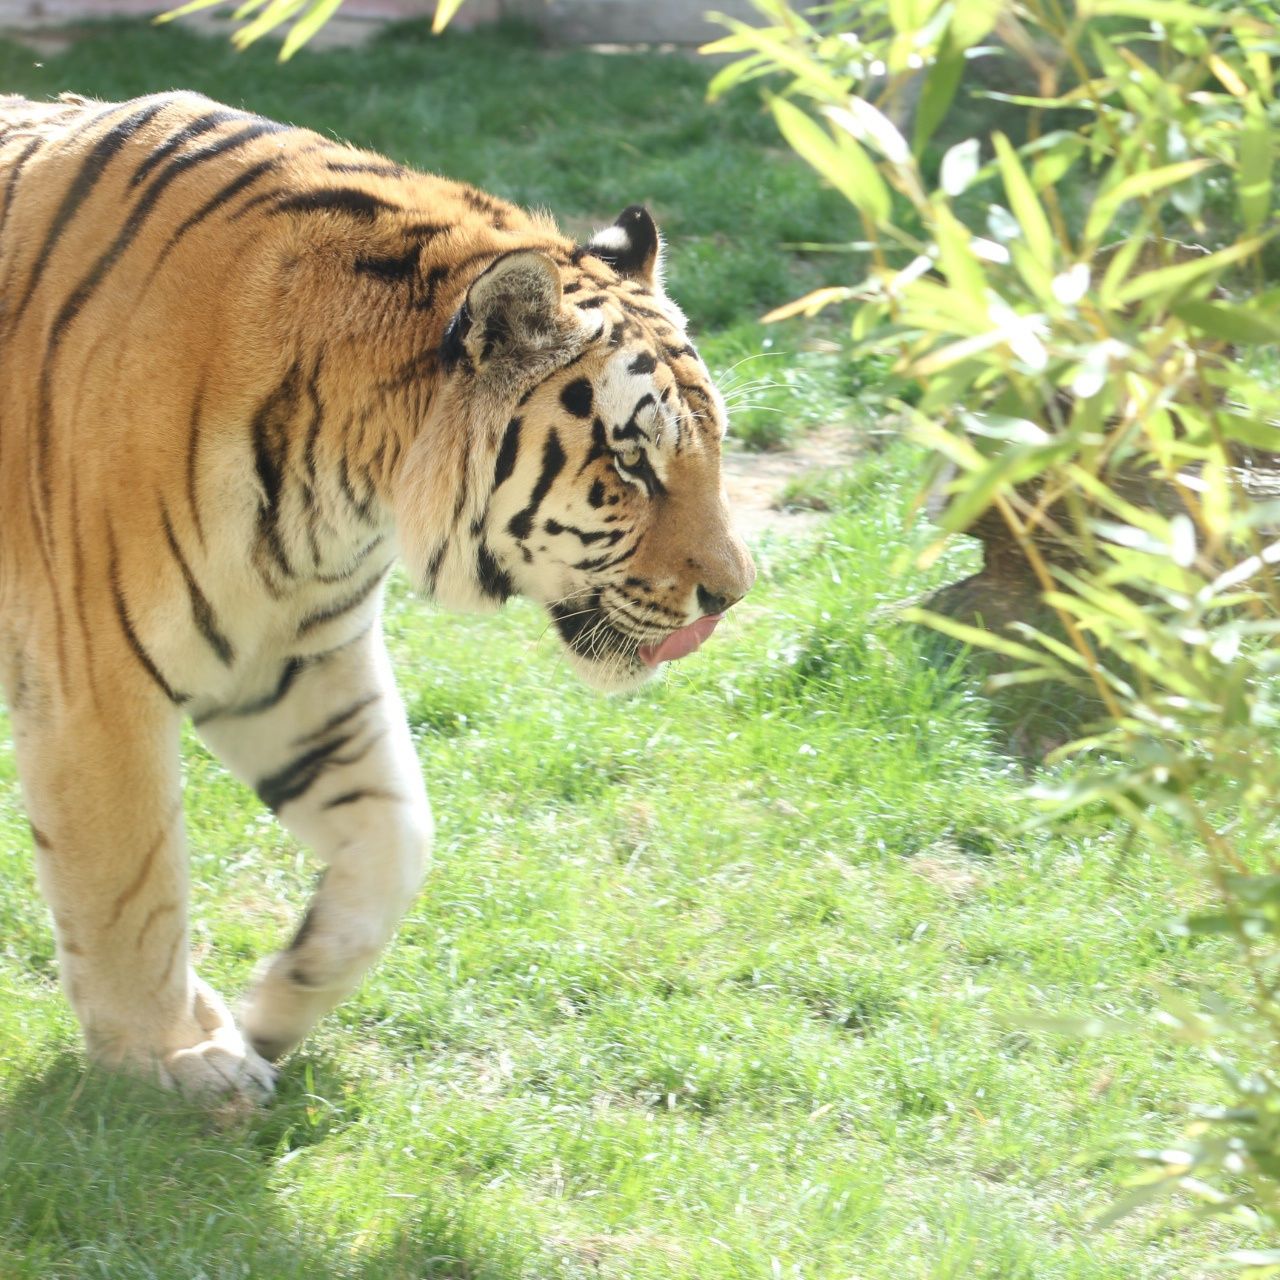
0 91 755 1101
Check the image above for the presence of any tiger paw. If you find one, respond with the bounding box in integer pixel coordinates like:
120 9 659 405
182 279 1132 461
159 1032 278 1102
156 976 277 1102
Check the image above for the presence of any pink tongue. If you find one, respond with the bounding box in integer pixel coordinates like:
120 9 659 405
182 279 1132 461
638 614 722 667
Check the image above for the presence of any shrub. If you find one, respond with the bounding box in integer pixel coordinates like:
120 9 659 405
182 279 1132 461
705 0 1280 1259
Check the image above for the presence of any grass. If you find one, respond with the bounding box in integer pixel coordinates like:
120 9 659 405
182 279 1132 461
0 447 1260 1277
0 18 1267 1280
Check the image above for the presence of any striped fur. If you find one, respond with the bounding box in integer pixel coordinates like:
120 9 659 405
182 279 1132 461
0 92 753 1099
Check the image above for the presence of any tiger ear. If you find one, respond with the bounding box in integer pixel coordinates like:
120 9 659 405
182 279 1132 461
462 250 563 365
586 205 662 288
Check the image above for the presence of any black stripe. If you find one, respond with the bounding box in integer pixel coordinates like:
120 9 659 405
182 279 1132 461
160 501 235 666
255 727 375 813
251 362 302 579
507 429 565 541
107 527 186 703
612 393 655 442
425 542 448 591
294 692 379 747
628 352 657 375
544 519 623 547
271 186 398 221
315 534 384 585
476 543 512 602
14 99 168 325
323 787 401 810
158 154 280 263
131 107 241 187
289 902 319 951
572 543 638 572
296 569 387 637
355 243 420 283
494 420 523 490
42 120 290 367
412 264 449 313
579 416 611 474
336 447 378 526
324 159 405 178
0 135 42 247
186 378 207 547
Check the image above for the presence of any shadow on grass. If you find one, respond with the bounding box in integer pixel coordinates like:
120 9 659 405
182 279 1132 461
0 1052 538 1280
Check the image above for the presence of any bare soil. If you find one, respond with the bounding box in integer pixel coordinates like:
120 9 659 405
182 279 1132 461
721 423 861 540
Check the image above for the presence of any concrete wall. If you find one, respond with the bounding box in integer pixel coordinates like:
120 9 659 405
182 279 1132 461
0 0 760 45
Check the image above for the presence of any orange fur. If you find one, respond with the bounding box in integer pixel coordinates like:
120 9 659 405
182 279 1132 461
0 92 753 1097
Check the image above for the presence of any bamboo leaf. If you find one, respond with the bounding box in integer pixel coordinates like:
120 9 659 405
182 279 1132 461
931 200 987 303
278 0 343 58
155 0 230 22
1084 0 1266 29
711 21 852 100
231 0 307 48
1173 300 1280 344
949 0 1005 47
913 37 965 152
1239 94 1273 234
1084 159 1214 245
901 609 1051 665
432 0 467 34
1114 234 1271 305
770 96 891 223
992 132 1054 268
761 286 853 322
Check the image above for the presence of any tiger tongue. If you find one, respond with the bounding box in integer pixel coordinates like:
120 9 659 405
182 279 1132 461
638 615 722 668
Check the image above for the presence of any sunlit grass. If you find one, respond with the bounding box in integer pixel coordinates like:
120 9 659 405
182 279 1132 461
0 443 1253 1277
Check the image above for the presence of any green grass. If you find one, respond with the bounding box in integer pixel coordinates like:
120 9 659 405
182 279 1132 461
0 444 1261 1278
0 19 1267 1279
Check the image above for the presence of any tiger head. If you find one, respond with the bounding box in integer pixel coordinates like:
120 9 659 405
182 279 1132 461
399 207 755 692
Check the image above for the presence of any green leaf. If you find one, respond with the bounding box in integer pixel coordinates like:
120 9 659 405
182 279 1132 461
913 37 965 153
154 0 229 22
931 200 987 302
992 133 1054 269
769 97 890 223
710 20 852 101
432 0 468 32
705 52 769 100
1173 300 1280 344
1031 133 1087 189
1114 234 1272 305
949 0 1005 47
278 0 343 59
1084 159 1214 245
1084 0 1264 28
231 0 307 48
1239 94 1273 234
901 609 1051 665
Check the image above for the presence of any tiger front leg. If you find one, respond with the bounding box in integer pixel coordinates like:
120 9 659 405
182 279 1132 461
11 690 276 1100
198 627 432 1062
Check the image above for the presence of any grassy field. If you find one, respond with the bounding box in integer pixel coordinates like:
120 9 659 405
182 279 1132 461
0 19 1261 1279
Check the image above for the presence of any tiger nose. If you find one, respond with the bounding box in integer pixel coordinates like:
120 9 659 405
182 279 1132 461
697 585 740 616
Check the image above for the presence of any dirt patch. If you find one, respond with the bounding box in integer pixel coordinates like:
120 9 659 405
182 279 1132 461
722 423 861 540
